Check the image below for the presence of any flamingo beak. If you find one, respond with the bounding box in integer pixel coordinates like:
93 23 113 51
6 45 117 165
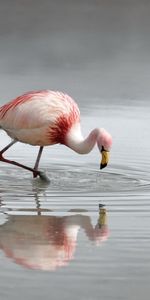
100 149 110 169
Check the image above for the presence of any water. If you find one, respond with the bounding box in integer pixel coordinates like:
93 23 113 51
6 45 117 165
0 100 149 300
1 0 150 299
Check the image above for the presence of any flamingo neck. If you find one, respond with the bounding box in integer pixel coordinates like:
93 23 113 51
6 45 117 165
66 124 100 154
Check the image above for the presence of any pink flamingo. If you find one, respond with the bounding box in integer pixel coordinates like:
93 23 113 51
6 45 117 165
0 90 112 179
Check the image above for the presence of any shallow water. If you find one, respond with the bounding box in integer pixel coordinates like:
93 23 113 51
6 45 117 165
1 0 150 298
0 101 150 300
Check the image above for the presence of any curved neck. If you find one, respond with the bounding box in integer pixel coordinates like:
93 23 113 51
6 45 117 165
66 125 100 154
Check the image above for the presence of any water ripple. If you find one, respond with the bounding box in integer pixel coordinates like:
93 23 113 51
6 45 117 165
0 163 149 216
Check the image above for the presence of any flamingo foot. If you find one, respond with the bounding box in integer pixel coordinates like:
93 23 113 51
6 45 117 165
33 169 50 182
38 171 50 183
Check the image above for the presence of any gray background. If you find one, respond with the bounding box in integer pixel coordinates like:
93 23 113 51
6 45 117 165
0 0 150 103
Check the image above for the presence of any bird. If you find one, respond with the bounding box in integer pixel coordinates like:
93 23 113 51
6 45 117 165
0 90 112 179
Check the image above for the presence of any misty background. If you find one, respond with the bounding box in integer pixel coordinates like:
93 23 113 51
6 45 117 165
0 0 150 105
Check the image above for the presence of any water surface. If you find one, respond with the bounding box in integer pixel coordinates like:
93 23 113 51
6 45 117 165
1 0 150 299
0 101 150 300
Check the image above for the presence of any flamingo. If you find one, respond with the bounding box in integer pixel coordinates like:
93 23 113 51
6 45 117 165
0 90 112 179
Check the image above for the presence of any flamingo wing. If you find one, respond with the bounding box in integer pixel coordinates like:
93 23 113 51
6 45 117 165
0 90 80 146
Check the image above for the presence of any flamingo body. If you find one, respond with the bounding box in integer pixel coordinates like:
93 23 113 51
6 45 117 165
0 90 112 178
0 90 80 146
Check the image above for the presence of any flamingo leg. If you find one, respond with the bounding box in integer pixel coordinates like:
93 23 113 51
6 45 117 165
0 156 40 176
0 140 17 154
0 140 40 177
33 146 44 178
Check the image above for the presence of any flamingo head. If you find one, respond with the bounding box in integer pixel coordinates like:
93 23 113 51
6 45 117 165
98 128 112 169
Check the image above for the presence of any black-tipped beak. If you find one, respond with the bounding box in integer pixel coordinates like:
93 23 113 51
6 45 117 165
100 163 107 170
100 149 110 170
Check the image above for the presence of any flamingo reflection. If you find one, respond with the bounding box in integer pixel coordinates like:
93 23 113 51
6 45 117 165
0 208 109 271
